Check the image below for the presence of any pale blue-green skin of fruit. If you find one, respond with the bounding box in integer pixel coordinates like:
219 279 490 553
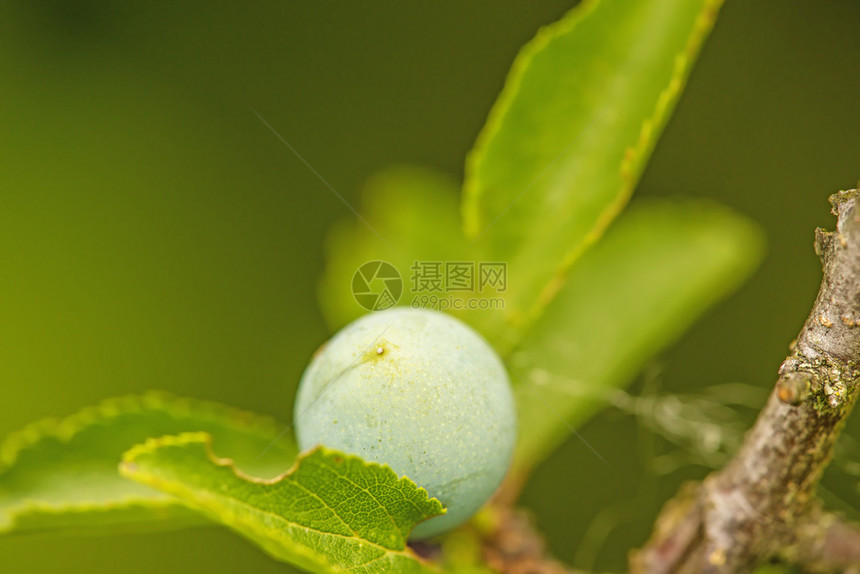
294 308 517 539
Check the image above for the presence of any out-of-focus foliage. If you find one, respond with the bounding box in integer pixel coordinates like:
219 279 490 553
1 0 859 573
0 393 295 535
319 167 468 330
320 0 762 479
511 200 763 473
462 0 724 350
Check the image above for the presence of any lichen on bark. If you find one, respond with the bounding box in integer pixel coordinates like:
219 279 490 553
632 189 860 573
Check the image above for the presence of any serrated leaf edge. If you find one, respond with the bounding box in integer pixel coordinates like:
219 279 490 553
0 392 291 534
0 391 286 472
461 0 600 238
462 0 726 328
120 432 444 571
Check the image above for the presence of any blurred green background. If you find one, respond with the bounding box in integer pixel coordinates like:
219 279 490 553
1 1 858 572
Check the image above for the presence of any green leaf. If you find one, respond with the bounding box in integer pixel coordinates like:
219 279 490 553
318 166 477 332
462 0 725 348
509 200 764 472
0 392 296 535
121 432 444 574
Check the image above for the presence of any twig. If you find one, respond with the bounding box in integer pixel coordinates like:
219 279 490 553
631 190 860 573
482 507 588 574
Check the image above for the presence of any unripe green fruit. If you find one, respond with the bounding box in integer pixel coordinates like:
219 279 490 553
294 308 517 539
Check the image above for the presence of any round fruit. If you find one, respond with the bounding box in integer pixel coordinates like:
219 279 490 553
294 307 517 539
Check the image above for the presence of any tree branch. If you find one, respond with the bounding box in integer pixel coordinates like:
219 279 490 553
631 189 860 573
789 511 860 573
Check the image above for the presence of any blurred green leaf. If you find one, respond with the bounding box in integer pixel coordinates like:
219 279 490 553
121 432 444 574
463 0 725 349
510 200 764 472
319 166 474 332
0 393 296 535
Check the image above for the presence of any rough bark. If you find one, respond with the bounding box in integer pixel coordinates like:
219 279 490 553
631 190 860 573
